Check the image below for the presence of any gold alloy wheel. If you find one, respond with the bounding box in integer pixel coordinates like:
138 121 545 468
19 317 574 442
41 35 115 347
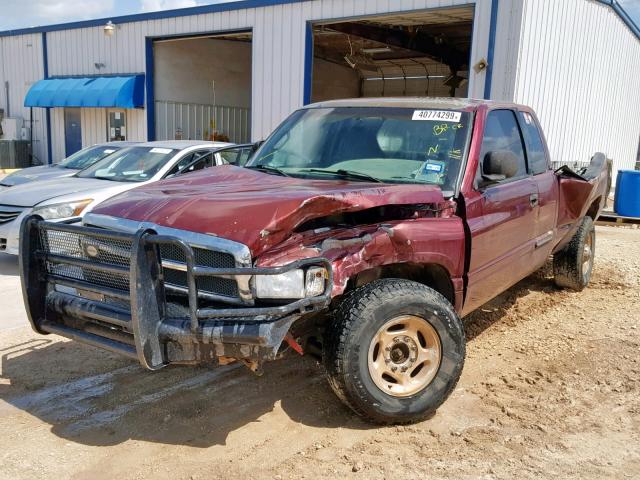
582 230 594 276
367 315 442 397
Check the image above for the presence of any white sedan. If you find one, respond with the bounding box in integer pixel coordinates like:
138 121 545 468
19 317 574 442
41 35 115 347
0 140 254 255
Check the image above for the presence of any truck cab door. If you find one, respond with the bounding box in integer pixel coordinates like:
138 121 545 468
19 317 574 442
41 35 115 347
462 109 538 315
517 110 558 264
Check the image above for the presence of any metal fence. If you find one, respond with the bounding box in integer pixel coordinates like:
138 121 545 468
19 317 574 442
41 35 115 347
155 100 251 144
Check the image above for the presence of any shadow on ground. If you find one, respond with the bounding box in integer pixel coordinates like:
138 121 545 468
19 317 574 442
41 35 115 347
0 336 370 447
464 263 559 341
0 267 561 448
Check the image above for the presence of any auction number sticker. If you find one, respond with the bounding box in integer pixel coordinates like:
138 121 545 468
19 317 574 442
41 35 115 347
412 110 461 122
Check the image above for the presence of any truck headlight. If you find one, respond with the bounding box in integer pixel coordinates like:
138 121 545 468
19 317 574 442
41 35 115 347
255 267 327 299
33 199 93 220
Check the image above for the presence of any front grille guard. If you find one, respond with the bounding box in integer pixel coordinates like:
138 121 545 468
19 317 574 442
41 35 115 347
20 216 333 369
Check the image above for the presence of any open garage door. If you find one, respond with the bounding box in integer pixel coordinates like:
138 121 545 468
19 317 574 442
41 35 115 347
310 7 473 102
153 31 252 143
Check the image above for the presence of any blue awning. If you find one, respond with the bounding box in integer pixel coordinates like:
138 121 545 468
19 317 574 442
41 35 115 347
24 75 145 108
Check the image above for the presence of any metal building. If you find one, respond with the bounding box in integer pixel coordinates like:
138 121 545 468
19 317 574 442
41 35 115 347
0 0 638 177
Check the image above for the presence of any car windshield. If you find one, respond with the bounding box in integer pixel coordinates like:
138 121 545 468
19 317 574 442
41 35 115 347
249 107 472 193
58 145 122 170
76 146 178 182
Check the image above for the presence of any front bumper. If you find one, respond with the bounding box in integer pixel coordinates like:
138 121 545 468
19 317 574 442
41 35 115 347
0 209 28 255
20 216 333 369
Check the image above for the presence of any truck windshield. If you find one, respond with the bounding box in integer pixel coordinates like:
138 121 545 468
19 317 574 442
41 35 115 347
76 146 178 182
58 145 122 170
249 107 472 192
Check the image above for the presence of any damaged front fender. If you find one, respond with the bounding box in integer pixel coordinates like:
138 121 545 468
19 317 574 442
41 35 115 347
257 212 467 308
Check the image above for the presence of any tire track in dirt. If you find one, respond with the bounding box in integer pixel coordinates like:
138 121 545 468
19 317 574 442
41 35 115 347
0 226 638 479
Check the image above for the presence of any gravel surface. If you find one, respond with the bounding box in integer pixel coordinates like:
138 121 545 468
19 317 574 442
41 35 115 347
0 225 638 479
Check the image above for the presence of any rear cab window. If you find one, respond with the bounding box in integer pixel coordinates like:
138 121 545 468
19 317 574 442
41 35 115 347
517 111 549 175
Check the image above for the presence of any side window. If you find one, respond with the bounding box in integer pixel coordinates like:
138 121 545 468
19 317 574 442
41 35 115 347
218 147 254 167
166 153 195 177
165 151 212 177
478 110 528 181
518 111 549 175
183 151 213 173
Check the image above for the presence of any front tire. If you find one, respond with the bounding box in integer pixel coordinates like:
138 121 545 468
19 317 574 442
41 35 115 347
554 216 595 291
323 279 465 424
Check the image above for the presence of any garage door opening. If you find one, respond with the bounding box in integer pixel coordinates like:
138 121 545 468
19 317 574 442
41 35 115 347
153 31 252 143
309 7 473 103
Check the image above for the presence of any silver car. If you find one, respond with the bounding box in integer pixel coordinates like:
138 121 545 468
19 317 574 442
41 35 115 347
0 140 254 255
0 141 138 188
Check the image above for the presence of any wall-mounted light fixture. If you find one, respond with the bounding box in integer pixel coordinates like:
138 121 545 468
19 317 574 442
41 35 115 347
104 21 116 37
94 62 106 70
473 58 488 73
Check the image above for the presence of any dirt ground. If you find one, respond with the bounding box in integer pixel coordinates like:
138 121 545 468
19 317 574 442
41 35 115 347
0 225 638 480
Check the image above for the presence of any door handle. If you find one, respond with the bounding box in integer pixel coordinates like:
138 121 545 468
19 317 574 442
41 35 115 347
530 193 539 207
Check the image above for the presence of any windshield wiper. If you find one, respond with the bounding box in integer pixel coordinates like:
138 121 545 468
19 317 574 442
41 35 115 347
300 168 383 183
92 175 121 182
246 165 291 177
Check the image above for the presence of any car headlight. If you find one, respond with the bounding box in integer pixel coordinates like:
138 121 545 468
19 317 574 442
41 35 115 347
32 199 93 220
255 267 327 299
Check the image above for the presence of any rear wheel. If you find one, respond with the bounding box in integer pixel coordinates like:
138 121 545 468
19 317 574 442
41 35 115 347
323 279 465 424
554 216 595 291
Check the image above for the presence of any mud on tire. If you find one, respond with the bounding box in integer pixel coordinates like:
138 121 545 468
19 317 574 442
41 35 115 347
554 216 595 291
323 279 465 424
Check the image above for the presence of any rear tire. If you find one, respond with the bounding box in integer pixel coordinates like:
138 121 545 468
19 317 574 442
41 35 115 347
554 216 595 291
323 279 465 424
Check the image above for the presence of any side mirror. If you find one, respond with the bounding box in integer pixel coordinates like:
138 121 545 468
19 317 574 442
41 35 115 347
480 150 519 187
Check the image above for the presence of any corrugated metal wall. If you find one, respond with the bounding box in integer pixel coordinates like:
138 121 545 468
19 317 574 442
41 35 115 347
14 0 635 168
50 108 65 161
80 108 147 147
0 33 48 164
513 0 640 177
489 0 525 101
47 108 147 159
32 0 495 161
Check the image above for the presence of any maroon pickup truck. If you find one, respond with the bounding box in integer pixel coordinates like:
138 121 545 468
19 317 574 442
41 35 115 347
20 98 609 424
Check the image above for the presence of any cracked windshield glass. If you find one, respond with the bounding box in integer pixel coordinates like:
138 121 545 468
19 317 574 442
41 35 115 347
250 107 472 193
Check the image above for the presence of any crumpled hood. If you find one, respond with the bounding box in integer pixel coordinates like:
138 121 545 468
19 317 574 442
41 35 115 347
0 176 115 207
1 165 75 187
93 165 445 256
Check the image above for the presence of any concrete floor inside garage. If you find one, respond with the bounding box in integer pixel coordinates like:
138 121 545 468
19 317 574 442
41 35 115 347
310 6 474 103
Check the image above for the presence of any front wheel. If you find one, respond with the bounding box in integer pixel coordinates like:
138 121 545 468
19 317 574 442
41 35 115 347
323 279 465 424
